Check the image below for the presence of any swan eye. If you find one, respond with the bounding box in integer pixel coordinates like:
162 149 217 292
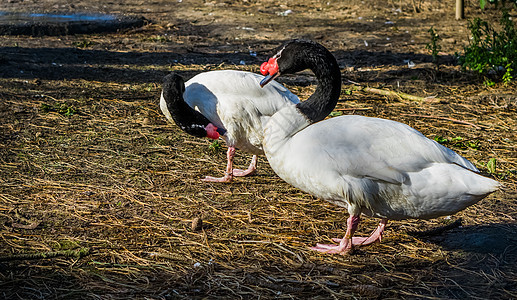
260 57 279 75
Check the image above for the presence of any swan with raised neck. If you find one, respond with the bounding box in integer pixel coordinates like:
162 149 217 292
259 40 501 255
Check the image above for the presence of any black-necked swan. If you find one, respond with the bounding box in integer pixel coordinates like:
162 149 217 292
160 70 300 182
259 39 501 254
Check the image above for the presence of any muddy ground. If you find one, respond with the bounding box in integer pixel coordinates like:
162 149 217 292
0 0 516 299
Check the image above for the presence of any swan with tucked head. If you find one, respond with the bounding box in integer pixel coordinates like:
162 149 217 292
160 69 300 182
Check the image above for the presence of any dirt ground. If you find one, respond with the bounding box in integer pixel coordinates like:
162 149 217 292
0 0 516 299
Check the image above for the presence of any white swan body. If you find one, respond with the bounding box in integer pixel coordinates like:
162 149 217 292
160 70 299 182
259 39 500 254
264 109 500 220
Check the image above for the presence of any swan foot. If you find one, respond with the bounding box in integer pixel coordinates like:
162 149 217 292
202 147 236 183
325 219 388 250
310 238 353 255
311 217 388 255
202 173 233 183
310 215 360 255
232 155 258 177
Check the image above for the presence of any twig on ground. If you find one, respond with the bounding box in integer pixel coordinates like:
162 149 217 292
401 114 482 129
346 82 443 103
0 248 90 261
334 107 373 111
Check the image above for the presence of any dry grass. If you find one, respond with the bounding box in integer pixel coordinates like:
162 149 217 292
0 64 515 298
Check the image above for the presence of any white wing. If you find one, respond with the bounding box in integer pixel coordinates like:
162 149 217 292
297 115 477 184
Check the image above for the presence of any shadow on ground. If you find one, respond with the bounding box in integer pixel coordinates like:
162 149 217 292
432 223 517 256
0 45 447 85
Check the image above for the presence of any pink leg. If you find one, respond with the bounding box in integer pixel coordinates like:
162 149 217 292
310 215 360 255
332 218 388 246
202 147 235 183
311 217 388 255
232 155 257 177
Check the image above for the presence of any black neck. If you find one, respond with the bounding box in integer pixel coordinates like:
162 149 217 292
294 45 341 123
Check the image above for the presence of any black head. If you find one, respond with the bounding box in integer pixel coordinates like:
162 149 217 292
161 73 225 139
260 40 338 86
162 73 186 103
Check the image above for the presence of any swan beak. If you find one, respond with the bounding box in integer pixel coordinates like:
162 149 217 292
216 127 227 136
260 72 279 87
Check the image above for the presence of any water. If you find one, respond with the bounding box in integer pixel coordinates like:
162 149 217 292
0 11 117 23
0 11 144 36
